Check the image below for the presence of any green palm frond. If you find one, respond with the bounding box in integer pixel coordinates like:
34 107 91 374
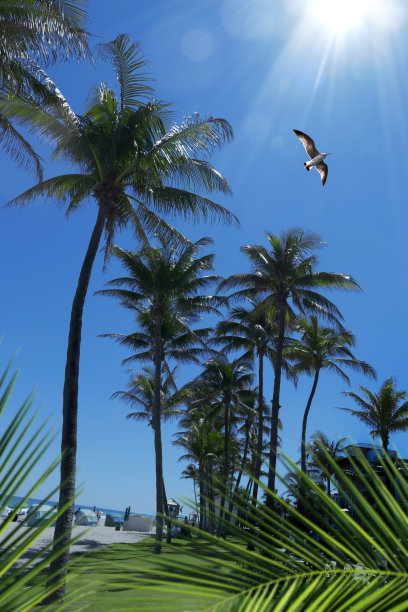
126 450 408 610
0 352 84 610
97 35 154 112
7 174 94 208
145 184 238 227
0 114 42 180
0 0 89 69
149 114 233 160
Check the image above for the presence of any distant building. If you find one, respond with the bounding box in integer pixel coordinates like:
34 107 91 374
167 497 182 518
331 443 408 517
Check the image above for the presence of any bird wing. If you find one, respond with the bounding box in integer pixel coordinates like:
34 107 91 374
293 129 319 159
316 162 328 187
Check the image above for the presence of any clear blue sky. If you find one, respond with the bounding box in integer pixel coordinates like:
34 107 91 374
1 0 408 514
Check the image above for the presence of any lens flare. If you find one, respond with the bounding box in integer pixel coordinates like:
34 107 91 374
310 0 375 33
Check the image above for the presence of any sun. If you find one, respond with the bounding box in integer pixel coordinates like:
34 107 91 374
310 0 376 34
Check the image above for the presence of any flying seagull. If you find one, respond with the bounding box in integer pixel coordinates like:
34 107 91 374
293 129 329 187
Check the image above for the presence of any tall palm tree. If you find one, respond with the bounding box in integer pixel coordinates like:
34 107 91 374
112 365 185 426
214 301 275 504
112 364 186 544
288 316 376 474
180 463 199 516
339 378 408 453
97 237 221 552
4 35 235 590
218 229 359 507
0 0 90 176
174 420 224 531
307 431 348 496
194 355 254 523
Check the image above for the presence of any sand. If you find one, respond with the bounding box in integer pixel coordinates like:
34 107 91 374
0 517 151 569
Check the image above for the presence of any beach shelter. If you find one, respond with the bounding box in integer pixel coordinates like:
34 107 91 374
124 514 154 532
105 512 124 527
26 504 57 527
74 509 98 526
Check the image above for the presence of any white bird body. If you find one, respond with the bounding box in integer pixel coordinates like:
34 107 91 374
305 152 329 169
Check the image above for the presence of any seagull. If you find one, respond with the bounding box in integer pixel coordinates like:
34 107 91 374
293 129 330 187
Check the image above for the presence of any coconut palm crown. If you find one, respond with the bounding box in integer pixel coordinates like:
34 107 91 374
340 377 408 452
0 0 90 178
97 237 222 553
287 315 376 473
218 229 360 506
3 35 235 598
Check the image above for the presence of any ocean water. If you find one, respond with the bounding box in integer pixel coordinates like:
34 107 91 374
2 495 154 520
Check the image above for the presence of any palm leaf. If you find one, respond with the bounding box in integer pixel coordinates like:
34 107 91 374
97 35 154 112
117 449 408 610
0 352 85 609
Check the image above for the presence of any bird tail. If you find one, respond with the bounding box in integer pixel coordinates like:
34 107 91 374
304 162 310 172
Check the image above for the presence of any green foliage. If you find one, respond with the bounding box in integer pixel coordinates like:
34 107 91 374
340 377 408 451
0 353 83 610
0 0 90 177
4 35 237 252
119 450 408 610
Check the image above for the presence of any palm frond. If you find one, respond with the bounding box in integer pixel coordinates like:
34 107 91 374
7 174 94 208
126 450 408 610
97 35 154 112
0 114 43 180
0 352 83 608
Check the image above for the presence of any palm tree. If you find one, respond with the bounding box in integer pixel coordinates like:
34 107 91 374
112 364 186 544
214 301 275 504
194 355 254 524
97 237 221 552
0 0 90 176
112 365 185 426
307 431 348 496
180 463 199 516
218 229 360 507
174 420 224 531
288 316 375 474
339 377 408 453
4 35 235 589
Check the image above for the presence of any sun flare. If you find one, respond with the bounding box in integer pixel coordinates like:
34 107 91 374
310 0 376 33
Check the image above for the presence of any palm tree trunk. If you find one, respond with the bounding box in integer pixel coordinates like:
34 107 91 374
208 472 215 534
193 476 198 516
199 472 205 530
301 370 320 474
219 399 230 530
232 432 250 498
229 426 250 516
266 304 286 509
252 352 264 503
153 326 164 554
162 480 172 544
45 206 106 602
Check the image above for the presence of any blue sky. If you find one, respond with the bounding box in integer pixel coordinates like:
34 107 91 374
1 0 408 514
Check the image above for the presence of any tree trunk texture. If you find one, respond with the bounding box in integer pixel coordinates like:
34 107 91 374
45 207 106 603
301 370 320 474
153 325 164 554
266 305 286 509
252 352 264 504
199 473 205 531
219 399 230 533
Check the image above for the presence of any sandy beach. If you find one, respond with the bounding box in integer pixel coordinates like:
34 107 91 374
1 517 150 568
